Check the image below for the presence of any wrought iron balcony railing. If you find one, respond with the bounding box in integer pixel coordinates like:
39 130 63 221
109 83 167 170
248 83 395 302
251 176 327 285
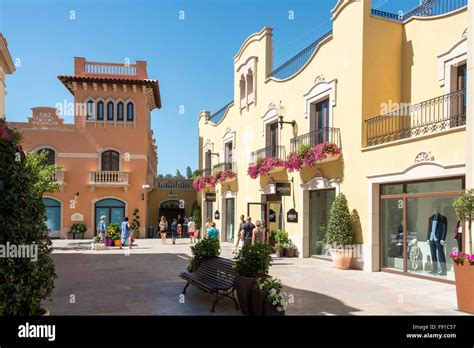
250 145 286 165
365 89 466 147
213 162 237 175
371 0 467 22
156 179 194 190
269 30 333 80
290 127 341 153
196 168 212 177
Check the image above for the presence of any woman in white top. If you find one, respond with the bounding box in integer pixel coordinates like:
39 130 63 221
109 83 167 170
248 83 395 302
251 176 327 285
159 216 168 245
187 217 196 244
204 218 212 238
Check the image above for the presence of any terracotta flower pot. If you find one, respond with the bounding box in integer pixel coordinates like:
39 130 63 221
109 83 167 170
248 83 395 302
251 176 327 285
264 299 285 316
113 239 121 247
453 262 474 314
250 287 268 316
285 248 295 258
330 248 353 270
235 275 257 315
275 248 285 258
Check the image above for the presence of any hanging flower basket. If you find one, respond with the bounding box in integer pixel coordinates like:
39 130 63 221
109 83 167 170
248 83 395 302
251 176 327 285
247 157 285 179
285 142 341 172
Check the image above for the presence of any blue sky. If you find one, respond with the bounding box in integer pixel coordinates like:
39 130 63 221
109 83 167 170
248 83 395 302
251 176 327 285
1 0 420 175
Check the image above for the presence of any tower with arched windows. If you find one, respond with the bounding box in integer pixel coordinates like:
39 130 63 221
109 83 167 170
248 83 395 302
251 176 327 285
10 57 161 238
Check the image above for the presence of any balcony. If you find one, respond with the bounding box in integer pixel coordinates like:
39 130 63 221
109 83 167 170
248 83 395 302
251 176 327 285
73 57 148 80
250 145 286 165
365 90 466 147
213 162 238 182
89 171 129 191
290 127 341 153
156 179 194 190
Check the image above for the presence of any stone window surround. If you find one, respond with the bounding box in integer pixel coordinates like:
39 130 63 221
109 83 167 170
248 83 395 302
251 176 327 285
438 37 467 93
220 189 237 243
236 56 257 110
303 78 337 131
84 96 136 128
32 144 58 164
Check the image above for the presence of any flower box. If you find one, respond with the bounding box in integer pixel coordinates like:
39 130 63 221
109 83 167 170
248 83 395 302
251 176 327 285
285 142 341 172
268 165 286 174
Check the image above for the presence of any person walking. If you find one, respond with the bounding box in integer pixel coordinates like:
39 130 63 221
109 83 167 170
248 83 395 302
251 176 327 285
97 215 107 243
188 217 196 244
177 214 185 238
171 218 178 245
159 216 168 245
252 220 265 245
204 218 212 238
242 216 256 244
234 214 245 249
261 221 269 245
120 217 131 249
206 222 220 240
183 215 189 237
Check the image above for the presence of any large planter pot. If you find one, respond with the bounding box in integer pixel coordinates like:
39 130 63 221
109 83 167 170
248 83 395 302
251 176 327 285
235 275 257 316
285 248 295 258
330 248 353 270
105 237 113 247
264 299 285 316
250 287 268 316
453 262 474 314
275 248 285 258
113 239 121 247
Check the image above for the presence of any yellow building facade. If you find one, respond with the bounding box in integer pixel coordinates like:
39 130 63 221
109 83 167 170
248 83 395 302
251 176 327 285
197 0 469 282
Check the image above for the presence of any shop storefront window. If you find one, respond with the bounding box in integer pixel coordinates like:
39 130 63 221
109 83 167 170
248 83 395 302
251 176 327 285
380 177 463 282
310 189 335 258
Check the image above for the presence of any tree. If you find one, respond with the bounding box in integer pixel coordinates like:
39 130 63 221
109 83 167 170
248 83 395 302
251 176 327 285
326 193 355 248
186 166 193 179
165 173 173 179
176 169 184 179
453 189 474 254
0 121 60 315
157 174 164 179
191 200 202 230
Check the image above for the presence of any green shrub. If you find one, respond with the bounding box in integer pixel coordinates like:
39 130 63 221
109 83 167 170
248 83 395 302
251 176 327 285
191 201 202 230
255 276 282 291
93 236 101 243
234 242 272 278
275 229 289 245
107 223 121 240
70 223 86 234
190 237 220 259
0 121 59 315
130 208 140 239
326 193 355 248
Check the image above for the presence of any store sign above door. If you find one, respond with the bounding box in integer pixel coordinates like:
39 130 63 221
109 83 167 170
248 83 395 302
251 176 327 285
287 209 298 223
276 183 291 196
205 193 216 202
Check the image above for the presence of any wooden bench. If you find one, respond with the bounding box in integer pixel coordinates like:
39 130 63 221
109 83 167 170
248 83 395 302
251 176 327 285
180 256 239 312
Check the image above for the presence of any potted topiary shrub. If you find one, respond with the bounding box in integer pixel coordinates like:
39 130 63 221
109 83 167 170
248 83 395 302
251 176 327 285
191 200 202 239
452 189 474 314
285 240 297 258
274 230 289 257
0 122 59 315
69 223 87 240
130 208 140 242
251 276 282 316
189 237 221 271
234 242 272 315
326 193 355 270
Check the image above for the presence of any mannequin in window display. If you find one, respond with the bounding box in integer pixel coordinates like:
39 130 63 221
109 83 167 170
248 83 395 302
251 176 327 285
426 211 448 276
389 222 404 258
453 220 463 252
408 239 422 271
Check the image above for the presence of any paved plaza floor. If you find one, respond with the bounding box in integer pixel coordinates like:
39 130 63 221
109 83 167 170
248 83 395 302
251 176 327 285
45 239 469 316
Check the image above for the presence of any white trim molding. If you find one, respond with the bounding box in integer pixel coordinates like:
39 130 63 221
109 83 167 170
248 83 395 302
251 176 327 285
303 78 337 127
260 106 279 137
438 37 467 90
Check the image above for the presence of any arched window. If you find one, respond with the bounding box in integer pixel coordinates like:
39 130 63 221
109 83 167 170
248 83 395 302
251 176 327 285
239 75 246 103
246 69 254 96
117 102 124 121
101 150 120 171
87 100 94 120
37 148 55 165
126 102 134 122
107 101 114 121
97 101 104 120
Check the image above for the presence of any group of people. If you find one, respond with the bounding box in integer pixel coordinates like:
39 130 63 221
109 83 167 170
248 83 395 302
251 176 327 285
234 215 269 247
158 214 197 245
97 215 133 249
